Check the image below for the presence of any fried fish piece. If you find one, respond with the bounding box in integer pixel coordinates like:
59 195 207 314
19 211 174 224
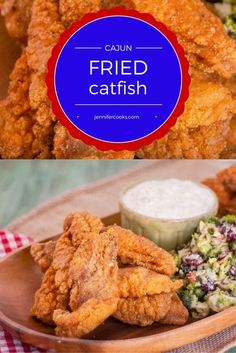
68 228 118 312
113 293 173 326
202 165 236 216
30 231 75 324
1 0 33 42
0 50 34 159
218 165 236 193
104 226 176 276
53 228 119 337
160 293 189 326
31 225 176 276
118 267 183 298
53 298 117 338
31 212 103 324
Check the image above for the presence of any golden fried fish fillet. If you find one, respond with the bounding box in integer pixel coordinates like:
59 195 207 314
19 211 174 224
31 225 176 276
160 293 189 326
31 212 104 324
30 232 75 324
0 0 33 42
53 228 119 337
68 228 118 312
53 298 117 338
118 267 183 298
0 51 34 159
113 293 173 326
104 226 176 276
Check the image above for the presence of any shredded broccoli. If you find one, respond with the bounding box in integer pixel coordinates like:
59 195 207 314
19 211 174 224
221 215 236 224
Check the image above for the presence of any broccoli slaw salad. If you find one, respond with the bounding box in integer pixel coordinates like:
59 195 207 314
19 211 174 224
174 215 236 319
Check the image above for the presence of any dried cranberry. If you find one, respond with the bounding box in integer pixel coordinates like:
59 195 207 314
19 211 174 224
181 263 191 275
183 254 203 268
228 265 236 279
218 252 229 260
201 279 216 293
218 222 236 242
227 230 236 242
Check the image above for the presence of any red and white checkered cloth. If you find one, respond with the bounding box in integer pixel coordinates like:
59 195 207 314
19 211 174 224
0 230 45 353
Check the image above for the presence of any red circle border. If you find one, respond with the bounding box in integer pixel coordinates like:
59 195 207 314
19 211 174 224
47 7 191 152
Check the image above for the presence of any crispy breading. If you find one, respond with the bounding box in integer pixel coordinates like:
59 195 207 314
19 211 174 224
31 212 104 324
31 232 75 324
30 241 56 273
53 298 118 337
118 267 183 298
104 226 176 276
53 124 135 159
27 0 65 158
113 293 173 326
202 165 236 216
0 51 34 159
136 69 235 159
218 165 236 193
68 228 118 311
31 225 176 276
1 0 33 42
160 293 189 326
53 228 119 337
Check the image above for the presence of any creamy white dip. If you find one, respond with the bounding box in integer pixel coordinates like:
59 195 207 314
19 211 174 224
122 179 216 220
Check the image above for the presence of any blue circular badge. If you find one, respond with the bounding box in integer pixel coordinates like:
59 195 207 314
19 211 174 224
47 8 190 151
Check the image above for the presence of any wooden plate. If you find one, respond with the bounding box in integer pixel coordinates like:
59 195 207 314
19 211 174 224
1 213 236 353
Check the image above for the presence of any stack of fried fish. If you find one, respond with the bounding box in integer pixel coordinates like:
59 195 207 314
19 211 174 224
30 212 188 337
0 0 236 159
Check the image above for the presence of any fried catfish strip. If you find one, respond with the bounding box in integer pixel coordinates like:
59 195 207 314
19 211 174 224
0 51 34 159
53 228 119 337
104 226 176 276
113 293 173 326
118 267 183 298
68 228 118 311
1 0 33 42
30 232 75 324
30 212 104 272
53 298 117 337
31 212 103 324
31 225 176 276
26 0 65 158
160 293 189 326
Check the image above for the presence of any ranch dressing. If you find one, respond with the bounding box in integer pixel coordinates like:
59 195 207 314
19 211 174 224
122 179 216 220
